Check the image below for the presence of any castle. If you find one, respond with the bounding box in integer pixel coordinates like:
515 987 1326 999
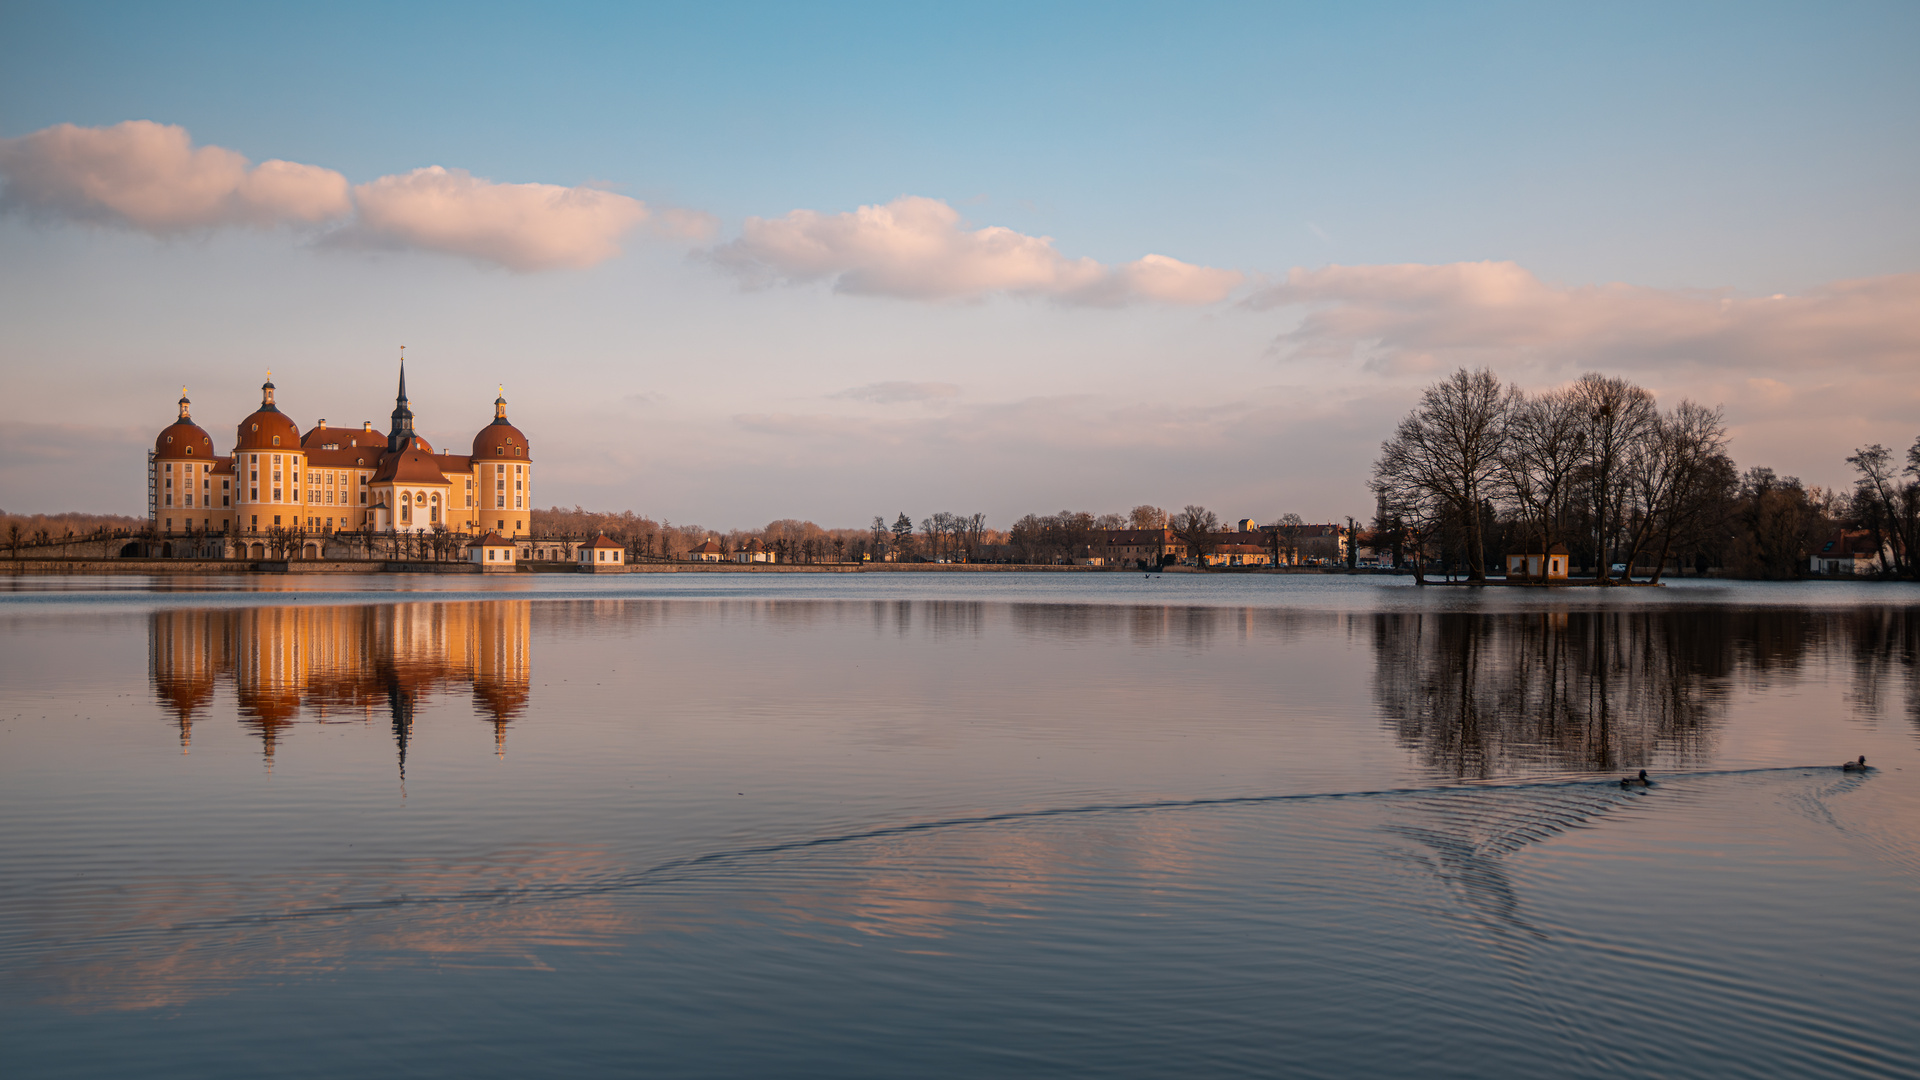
149 360 531 552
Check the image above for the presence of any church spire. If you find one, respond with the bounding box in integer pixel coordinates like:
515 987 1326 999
387 348 416 453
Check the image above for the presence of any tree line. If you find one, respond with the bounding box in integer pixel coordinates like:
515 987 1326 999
1371 367 1920 581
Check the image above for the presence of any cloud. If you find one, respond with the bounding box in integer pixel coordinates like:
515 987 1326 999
832 381 961 404
346 167 652 271
1247 261 1920 376
0 120 350 230
0 121 684 271
711 195 1242 306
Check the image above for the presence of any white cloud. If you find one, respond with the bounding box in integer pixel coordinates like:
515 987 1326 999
1247 261 1920 376
711 195 1242 306
0 120 350 230
832 381 961 404
347 167 653 271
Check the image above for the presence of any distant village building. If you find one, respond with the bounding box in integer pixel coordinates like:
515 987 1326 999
147 359 533 552
1205 542 1271 567
1088 529 1188 568
734 538 773 564
686 539 726 562
1261 522 1349 565
1810 530 1888 575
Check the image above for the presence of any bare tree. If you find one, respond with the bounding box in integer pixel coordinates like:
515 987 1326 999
1271 512 1305 566
1618 401 1731 579
1848 442 1916 576
1173 505 1220 566
1574 374 1658 581
1372 368 1513 581
1128 505 1168 530
1499 385 1586 554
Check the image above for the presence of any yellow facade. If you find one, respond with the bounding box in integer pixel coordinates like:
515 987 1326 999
149 362 534 547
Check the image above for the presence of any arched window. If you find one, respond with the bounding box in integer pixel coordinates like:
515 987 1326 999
272 435 280 446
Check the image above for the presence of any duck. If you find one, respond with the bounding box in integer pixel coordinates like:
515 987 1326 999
1842 755 1868 772
1619 769 1652 789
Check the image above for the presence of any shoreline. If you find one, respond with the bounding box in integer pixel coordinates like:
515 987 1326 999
0 558 1390 576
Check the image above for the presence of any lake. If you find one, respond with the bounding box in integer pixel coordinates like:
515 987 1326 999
2 573 1916 1078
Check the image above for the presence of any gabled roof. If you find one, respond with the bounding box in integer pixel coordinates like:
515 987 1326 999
373 445 452 484
304 445 376 467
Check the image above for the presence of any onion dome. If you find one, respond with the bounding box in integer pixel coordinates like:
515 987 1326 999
155 388 217 459
471 388 531 461
235 374 302 452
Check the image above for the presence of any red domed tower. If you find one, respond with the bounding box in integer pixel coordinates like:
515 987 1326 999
150 389 220 534
233 374 307 534
470 388 532 535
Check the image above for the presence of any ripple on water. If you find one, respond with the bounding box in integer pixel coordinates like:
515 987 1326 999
3 768 1915 1079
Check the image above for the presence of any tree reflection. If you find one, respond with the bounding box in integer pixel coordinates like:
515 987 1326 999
1372 605 1920 776
1372 610 1730 776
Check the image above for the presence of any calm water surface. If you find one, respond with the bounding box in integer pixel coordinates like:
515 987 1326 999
2 574 1917 1078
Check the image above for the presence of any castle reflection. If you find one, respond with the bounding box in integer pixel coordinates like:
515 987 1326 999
149 602 531 765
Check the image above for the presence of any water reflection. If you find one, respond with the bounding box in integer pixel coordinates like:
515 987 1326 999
1371 607 1920 777
150 602 531 765
146 598 1919 780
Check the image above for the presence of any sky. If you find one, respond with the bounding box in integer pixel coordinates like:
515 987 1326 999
1 1 1915 528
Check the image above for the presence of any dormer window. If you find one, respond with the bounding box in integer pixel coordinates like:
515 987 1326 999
272 436 281 446
185 446 193 455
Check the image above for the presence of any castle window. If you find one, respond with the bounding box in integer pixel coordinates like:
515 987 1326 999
272 436 280 446
185 446 193 455
496 447 503 455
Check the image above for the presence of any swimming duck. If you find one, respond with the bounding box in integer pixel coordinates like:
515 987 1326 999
1842 755 1868 772
1620 769 1652 788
